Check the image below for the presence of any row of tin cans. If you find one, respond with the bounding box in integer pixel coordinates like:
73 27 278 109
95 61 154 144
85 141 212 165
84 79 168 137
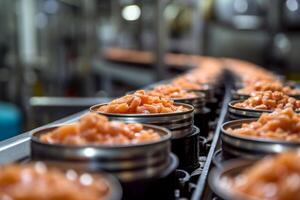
29 76 223 199
210 77 300 200
223 91 300 159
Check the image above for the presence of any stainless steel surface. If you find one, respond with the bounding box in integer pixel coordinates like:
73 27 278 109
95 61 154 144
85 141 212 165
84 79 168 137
222 119 300 158
190 84 215 102
90 103 194 139
30 97 110 127
228 100 272 119
171 125 200 171
154 0 168 80
31 124 172 182
173 92 205 114
30 97 111 107
229 100 300 119
231 90 250 100
209 159 256 200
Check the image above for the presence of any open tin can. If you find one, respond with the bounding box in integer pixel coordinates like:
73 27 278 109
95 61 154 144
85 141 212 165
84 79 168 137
90 103 200 171
190 85 219 120
221 119 300 159
172 92 205 114
228 100 272 120
190 84 214 101
31 123 177 200
31 124 172 182
209 159 257 200
228 100 300 120
172 92 209 137
90 102 194 139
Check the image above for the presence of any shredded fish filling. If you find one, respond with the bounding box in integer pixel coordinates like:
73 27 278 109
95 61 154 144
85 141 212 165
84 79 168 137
237 81 300 96
40 113 161 145
98 90 188 114
0 163 110 200
148 84 198 99
227 108 300 141
221 151 300 200
234 91 300 110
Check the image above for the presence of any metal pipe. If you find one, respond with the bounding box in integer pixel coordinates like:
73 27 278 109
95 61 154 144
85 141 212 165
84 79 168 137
154 0 168 80
18 0 37 65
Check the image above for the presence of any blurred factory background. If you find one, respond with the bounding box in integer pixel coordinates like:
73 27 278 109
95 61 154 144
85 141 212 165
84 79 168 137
1 0 300 139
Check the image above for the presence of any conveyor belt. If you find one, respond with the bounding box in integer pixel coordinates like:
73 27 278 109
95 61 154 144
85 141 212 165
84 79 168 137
0 79 232 199
192 82 232 200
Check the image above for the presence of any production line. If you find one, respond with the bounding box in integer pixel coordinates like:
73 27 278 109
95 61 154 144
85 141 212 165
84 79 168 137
0 57 299 200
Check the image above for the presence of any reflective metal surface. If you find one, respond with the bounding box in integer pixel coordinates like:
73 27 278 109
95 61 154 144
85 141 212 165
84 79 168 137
90 103 194 139
221 119 300 158
171 125 200 171
173 92 205 114
31 124 172 182
228 100 271 119
209 159 256 200
229 100 300 120
190 84 215 102
231 90 250 100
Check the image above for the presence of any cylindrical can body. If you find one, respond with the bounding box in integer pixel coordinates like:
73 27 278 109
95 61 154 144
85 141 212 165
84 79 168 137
90 103 194 139
171 126 200 172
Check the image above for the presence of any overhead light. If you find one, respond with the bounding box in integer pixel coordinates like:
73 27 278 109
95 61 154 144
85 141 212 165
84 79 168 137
286 0 299 12
121 5 141 21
